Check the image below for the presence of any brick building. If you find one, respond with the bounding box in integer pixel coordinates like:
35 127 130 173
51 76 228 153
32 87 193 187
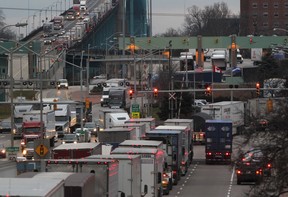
240 0 288 36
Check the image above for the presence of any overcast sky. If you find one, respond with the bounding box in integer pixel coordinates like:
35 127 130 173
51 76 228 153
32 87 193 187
1 0 240 36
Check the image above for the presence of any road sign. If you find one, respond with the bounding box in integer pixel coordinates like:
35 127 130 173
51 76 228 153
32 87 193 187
169 93 176 100
131 112 140 118
6 147 19 152
35 144 49 157
132 103 140 112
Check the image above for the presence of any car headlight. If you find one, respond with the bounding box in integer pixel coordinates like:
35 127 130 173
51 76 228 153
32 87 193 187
1 149 5 154
74 141 77 144
23 150 27 155
62 141 66 144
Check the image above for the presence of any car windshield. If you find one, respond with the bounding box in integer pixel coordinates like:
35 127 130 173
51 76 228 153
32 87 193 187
84 123 95 128
59 79 67 83
242 149 263 162
63 134 77 140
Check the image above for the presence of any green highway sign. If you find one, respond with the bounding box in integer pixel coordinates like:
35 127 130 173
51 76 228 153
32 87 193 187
132 103 140 112
119 36 288 50
6 146 19 152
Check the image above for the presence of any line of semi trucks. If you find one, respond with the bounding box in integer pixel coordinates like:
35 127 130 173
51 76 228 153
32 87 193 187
11 92 284 196
15 112 233 197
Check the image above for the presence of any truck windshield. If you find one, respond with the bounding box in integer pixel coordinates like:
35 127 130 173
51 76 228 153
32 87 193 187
55 116 68 121
103 91 109 95
23 127 41 133
14 117 23 124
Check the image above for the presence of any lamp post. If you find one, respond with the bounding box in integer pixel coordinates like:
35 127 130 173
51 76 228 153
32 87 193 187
0 23 28 147
0 23 28 33
273 28 288 33
80 50 84 130
105 32 123 78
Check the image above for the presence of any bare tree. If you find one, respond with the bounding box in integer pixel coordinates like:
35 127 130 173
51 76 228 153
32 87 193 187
183 2 238 36
0 9 16 40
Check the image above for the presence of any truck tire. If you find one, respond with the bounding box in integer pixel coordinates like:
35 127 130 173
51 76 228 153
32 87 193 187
237 179 241 185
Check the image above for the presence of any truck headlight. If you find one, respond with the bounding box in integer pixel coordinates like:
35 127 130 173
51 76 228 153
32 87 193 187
23 150 27 155
1 149 5 154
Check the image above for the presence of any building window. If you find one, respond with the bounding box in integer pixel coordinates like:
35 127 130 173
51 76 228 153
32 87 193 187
274 12 279 18
263 22 268 27
2 68 5 74
274 2 279 8
274 23 279 28
263 12 268 17
263 2 268 8
252 13 258 18
285 1 288 8
252 3 257 8
285 12 288 17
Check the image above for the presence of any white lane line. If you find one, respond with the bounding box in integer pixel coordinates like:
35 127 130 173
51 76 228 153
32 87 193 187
227 164 236 197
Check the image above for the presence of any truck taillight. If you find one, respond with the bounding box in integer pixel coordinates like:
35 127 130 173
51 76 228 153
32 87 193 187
267 163 272 168
256 170 261 175
225 152 230 156
236 170 241 174
207 152 212 155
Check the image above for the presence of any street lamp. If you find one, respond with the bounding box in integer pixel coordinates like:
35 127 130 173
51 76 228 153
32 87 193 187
0 23 28 147
105 32 123 78
273 28 288 33
0 23 28 33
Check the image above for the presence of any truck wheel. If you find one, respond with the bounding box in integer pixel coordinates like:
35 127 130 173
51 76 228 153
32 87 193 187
237 179 241 185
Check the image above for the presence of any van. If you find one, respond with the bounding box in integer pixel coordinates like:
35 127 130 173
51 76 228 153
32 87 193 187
57 79 69 89
80 0 87 10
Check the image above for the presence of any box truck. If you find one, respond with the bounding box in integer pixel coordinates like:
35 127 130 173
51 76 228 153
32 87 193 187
87 155 142 197
205 119 233 164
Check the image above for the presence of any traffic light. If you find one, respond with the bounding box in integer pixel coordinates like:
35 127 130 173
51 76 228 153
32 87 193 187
85 98 90 109
249 37 253 44
53 98 58 110
231 35 237 51
163 51 170 58
129 89 133 99
153 88 158 98
256 82 260 96
267 99 273 113
147 38 151 43
205 84 211 96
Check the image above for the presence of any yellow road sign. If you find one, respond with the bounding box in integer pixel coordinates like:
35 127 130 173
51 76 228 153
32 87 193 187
131 112 140 118
35 144 49 156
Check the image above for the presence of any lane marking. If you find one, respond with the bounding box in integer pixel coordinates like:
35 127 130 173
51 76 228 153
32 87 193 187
227 164 236 197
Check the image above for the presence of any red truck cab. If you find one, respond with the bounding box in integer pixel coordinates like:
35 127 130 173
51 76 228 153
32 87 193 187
21 121 44 148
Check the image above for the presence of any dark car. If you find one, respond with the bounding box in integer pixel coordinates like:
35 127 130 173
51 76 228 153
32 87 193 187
0 121 11 133
0 144 6 158
236 149 272 185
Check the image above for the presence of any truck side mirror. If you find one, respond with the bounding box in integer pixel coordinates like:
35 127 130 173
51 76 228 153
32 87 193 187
173 154 177 161
119 191 125 197
158 172 162 183
164 162 168 169
182 147 185 156
144 185 148 194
